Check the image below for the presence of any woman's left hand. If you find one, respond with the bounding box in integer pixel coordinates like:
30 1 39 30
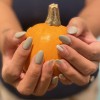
56 17 99 86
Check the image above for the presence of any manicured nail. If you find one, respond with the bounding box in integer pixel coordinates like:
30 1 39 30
15 31 26 38
48 60 54 66
90 76 95 82
68 26 78 34
59 35 71 44
52 76 58 85
23 37 32 50
59 74 65 79
56 45 64 52
55 59 62 68
55 59 62 65
35 50 44 64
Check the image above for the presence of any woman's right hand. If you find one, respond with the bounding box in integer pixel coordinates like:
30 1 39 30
1 30 58 96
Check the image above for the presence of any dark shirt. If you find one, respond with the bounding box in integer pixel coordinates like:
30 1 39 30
0 0 99 99
13 0 85 30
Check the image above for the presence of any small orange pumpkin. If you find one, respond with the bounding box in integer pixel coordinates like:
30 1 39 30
25 3 67 76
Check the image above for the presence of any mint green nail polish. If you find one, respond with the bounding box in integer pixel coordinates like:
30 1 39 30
68 26 78 34
15 31 26 38
56 45 64 52
55 59 62 65
52 76 58 85
59 35 71 44
35 50 44 64
23 37 32 50
59 74 65 79
48 60 54 66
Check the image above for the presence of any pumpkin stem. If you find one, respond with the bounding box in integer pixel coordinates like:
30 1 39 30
45 3 61 26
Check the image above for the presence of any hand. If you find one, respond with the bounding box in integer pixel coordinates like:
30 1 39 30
56 44 98 86
1 30 58 96
66 17 100 61
55 17 99 86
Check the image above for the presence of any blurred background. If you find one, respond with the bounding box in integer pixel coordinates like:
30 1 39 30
97 71 100 100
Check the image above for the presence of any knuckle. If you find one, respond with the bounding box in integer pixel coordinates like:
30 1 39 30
89 49 98 59
7 69 19 79
67 55 76 62
41 76 51 83
29 70 40 79
43 66 53 77
92 50 97 56
90 66 97 74
65 69 75 77
84 67 97 76
2 67 19 83
17 87 32 96
17 88 25 95
18 51 29 58
81 77 89 86
40 78 46 83
10 71 20 78
2 69 8 82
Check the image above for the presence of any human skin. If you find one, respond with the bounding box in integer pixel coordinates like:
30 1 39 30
57 0 100 84
0 0 100 96
0 0 58 96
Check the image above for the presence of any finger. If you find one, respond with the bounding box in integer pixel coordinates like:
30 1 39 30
5 31 26 47
59 35 95 60
3 31 27 57
48 76 58 91
34 60 54 96
67 17 96 43
69 35 100 61
15 31 26 39
10 31 26 45
10 37 33 78
59 35 100 61
2 37 33 83
56 44 98 76
16 50 44 95
67 17 88 36
59 74 72 85
56 59 90 86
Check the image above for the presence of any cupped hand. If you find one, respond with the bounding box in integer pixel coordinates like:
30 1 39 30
1 30 58 96
56 17 99 86
66 17 100 61
56 44 98 86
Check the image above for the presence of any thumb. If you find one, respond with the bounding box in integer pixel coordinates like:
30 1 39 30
2 30 27 56
67 17 88 36
67 17 96 43
6 31 26 47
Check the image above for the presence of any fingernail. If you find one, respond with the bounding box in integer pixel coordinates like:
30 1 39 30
15 31 26 38
59 35 71 44
23 37 33 50
68 26 78 34
35 50 44 64
55 59 62 65
56 45 64 52
52 76 58 85
48 60 54 66
90 76 95 82
59 74 65 79
55 59 62 68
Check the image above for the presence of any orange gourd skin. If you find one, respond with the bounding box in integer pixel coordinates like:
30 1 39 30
25 23 67 76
